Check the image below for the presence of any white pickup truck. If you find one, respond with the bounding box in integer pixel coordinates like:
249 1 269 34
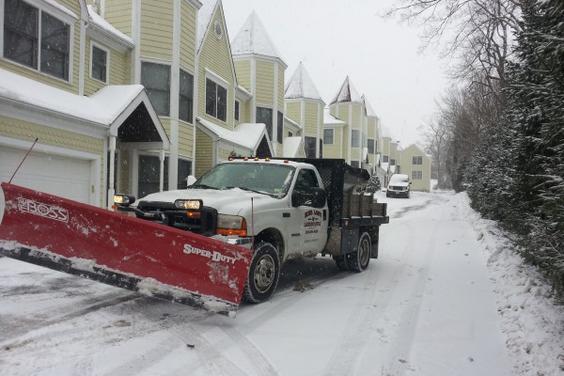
115 158 389 303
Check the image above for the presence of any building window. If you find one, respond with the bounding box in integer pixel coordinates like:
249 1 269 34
142 62 170 116
304 136 316 158
319 139 323 158
234 100 240 121
4 0 70 81
351 130 360 147
367 139 375 154
288 131 293 137
256 107 273 140
206 78 227 121
277 111 283 143
412 156 423 165
177 159 193 189
324 129 334 144
382 155 389 163
412 171 422 180
138 156 193 197
350 161 360 168
390 159 396 166
91 44 107 82
179 69 194 123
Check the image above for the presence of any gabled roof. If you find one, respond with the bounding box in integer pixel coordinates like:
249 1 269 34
197 117 273 155
0 68 168 147
285 62 323 102
283 137 305 158
197 0 220 52
86 5 134 48
323 107 346 126
231 12 285 65
331 76 362 104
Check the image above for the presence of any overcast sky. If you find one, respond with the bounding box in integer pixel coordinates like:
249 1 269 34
222 0 450 147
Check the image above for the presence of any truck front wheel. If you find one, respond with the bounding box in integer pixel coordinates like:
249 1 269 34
348 232 371 272
244 242 281 303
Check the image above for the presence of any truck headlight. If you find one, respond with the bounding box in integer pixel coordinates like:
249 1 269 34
217 214 247 237
175 199 202 210
113 194 135 206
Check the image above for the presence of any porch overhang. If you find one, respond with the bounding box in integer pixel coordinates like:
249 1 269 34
196 117 274 157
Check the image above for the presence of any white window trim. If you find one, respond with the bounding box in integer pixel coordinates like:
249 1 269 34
351 129 360 148
89 40 110 84
205 68 229 88
324 128 334 145
0 0 75 84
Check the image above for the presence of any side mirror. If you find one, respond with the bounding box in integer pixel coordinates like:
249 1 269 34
186 175 197 187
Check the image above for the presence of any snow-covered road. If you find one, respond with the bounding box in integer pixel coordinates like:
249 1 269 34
1 191 562 375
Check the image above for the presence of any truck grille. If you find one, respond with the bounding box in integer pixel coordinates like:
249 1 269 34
136 201 217 236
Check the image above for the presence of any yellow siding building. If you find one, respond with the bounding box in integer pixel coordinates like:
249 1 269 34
400 144 432 192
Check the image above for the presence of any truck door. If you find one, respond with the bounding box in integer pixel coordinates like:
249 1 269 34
291 168 329 255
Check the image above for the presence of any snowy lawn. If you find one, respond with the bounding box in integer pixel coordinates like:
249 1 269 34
0 191 563 375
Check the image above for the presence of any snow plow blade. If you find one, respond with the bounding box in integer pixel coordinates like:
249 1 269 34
0 183 252 315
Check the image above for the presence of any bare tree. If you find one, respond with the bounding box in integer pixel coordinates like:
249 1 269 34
424 117 450 188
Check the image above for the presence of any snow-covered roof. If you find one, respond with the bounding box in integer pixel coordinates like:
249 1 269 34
323 107 345 126
86 5 134 47
285 62 323 102
0 68 143 126
284 116 303 130
197 0 219 52
330 76 362 104
231 12 285 65
362 95 378 118
197 117 272 153
283 137 305 158
380 124 392 138
236 85 252 99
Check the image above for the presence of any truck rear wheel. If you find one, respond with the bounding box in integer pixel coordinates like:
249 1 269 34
348 232 371 272
244 242 280 304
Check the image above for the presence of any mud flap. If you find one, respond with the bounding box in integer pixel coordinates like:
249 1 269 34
0 183 252 315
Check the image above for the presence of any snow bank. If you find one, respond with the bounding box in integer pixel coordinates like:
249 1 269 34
460 193 564 375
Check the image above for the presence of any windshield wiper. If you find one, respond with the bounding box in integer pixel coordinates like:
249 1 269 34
224 186 272 196
189 184 219 190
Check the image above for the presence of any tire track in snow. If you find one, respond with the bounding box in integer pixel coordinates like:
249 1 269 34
322 221 417 376
0 292 139 343
382 203 443 376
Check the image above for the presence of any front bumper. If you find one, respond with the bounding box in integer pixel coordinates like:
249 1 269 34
211 235 254 249
387 190 409 197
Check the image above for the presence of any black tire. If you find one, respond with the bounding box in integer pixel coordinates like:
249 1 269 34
334 255 349 271
348 232 372 272
244 242 280 303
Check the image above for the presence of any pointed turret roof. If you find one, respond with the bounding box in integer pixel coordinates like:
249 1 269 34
331 76 362 104
231 12 285 65
362 95 378 118
285 62 323 102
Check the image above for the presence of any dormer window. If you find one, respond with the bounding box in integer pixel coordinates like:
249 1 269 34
206 78 227 122
214 20 222 39
91 44 108 83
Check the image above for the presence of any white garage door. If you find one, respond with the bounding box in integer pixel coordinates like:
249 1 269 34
0 146 92 203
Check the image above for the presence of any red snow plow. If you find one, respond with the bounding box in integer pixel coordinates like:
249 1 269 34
0 183 252 315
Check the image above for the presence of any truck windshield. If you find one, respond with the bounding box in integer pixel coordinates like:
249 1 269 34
191 163 295 197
